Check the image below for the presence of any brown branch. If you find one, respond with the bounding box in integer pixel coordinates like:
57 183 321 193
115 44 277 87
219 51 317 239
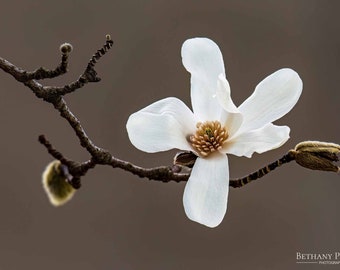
53 98 111 160
0 43 70 82
0 35 114 101
38 134 297 188
230 152 295 187
1 35 338 191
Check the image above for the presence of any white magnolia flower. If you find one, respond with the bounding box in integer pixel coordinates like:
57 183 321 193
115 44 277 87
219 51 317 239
126 38 303 228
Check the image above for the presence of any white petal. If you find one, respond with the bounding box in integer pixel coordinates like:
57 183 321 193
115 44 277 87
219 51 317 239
222 123 290 158
181 38 226 121
216 74 238 113
183 153 229 228
126 97 196 153
217 74 244 136
237 68 302 134
220 111 244 139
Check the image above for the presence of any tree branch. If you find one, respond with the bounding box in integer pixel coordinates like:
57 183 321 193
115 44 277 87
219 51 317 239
1 35 338 191
38 134 297 188
0 43 70 82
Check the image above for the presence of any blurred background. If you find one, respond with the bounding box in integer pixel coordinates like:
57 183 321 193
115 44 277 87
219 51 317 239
0 0 339 269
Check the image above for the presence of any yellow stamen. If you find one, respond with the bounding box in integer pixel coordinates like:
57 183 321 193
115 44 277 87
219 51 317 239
189 121 228 157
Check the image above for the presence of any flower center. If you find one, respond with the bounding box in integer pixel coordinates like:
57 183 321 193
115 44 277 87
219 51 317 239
189 121 228 157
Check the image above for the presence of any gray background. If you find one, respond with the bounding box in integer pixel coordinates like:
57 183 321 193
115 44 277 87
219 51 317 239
0 0 339 269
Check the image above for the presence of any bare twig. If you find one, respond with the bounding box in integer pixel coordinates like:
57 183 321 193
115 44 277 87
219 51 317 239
0 43 70 82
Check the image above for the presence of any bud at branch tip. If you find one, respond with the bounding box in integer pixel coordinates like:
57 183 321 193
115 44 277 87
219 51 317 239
59 43 73 54
42 160 76 207
290 141 340 173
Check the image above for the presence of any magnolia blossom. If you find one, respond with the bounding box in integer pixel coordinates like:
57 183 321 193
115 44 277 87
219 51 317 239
126 38 303 227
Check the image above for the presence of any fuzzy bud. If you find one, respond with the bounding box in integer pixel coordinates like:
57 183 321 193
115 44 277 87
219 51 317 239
290 141 340 172
59 43 73 54
42 160 76 206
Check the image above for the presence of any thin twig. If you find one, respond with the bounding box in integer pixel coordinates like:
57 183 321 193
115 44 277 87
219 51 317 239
38 134 296 188
53 98 111 160
0 45 70 82
230 152 296 187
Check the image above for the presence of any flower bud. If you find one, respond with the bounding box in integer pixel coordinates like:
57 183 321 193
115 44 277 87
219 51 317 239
173 151 197 168
59 43 73 54
42 160 76 206
290 141 340 172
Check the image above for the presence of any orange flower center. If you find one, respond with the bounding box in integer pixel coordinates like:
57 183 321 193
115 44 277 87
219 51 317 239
189 121 228 157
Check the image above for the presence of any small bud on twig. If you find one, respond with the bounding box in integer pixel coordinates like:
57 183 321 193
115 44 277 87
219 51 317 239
290 141 340 172
173 151 197 168
59 43 73 54
42 160 76 206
